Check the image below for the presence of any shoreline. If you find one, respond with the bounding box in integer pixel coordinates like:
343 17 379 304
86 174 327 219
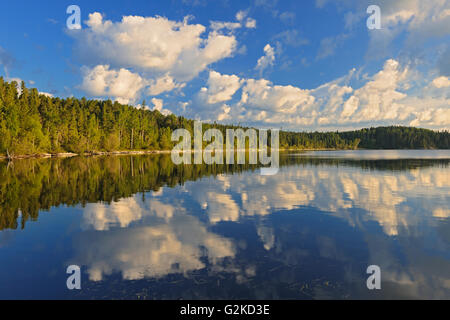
2 148 442 161
0 148 345 160
0 150 173 160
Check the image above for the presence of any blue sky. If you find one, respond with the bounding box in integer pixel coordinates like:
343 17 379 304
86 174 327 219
1 0 449 131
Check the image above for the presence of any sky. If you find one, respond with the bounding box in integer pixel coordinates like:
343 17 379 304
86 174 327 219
0 0 449 131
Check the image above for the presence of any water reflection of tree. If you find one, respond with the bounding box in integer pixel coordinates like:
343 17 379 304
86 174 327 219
0 154 447 231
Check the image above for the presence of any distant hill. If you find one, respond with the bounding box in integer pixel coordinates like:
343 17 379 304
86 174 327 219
0 78 448 157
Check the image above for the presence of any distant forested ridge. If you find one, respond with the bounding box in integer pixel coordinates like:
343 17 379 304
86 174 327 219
338 127 450 149
0 78 448 156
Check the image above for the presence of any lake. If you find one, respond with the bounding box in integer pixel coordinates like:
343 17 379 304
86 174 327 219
0 150 449 299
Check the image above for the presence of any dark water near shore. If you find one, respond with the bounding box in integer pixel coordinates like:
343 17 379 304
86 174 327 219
0 150 449 299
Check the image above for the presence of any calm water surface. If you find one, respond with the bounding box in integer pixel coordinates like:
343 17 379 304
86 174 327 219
0 151 449 299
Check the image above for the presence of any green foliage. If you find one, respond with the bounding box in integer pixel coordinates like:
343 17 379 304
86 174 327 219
339 126 450 149
0 78 448 156
102 133 120 151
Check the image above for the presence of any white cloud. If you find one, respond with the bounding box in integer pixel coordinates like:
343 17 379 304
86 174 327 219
151 98 172 116
77 13 220 78
80 65 145 104
337 59 409 122
200 70 242 104
236 10 248 22
193 60 450 131
432 76 450 88
245 18 257 28
235 9 257 28
72 12 240 100
409 108 450 127
68 10 449 131
240 78 315 114
147 74 185 96
39 92 54 98
255 44 276 75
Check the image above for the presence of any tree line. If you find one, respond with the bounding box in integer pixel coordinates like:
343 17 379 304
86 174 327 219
0 78 448 156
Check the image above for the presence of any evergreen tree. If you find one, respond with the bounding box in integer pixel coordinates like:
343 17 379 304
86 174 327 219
0 78 448 157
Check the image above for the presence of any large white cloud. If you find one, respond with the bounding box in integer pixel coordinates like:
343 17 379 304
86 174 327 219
150 98 172 116
336 59 408 122
80 65 145 104
432 76 450 89
72 12 240 102
199 70 242 104
147 73 185 96
75 13 237 80
70 9 449 130
240 78 315 115
198 59 450 130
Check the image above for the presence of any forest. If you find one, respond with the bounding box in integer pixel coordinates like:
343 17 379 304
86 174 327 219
0 78 448 157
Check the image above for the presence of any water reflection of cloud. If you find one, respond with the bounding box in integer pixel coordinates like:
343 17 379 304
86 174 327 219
77 161 449 298
82 198 145 231
184 165 449 237
77 199 235 281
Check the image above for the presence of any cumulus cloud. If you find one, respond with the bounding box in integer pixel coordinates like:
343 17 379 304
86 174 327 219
240 78 315 114
68 9 449 130
71 12 240 102
432 76 450 88
75 12 236 80
309 59 448 129
336 59 408 122
151 98 172 116
147 74 185 96
200 70 242 104
80 65 145 104
194 59 450 131
255 44 276 75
